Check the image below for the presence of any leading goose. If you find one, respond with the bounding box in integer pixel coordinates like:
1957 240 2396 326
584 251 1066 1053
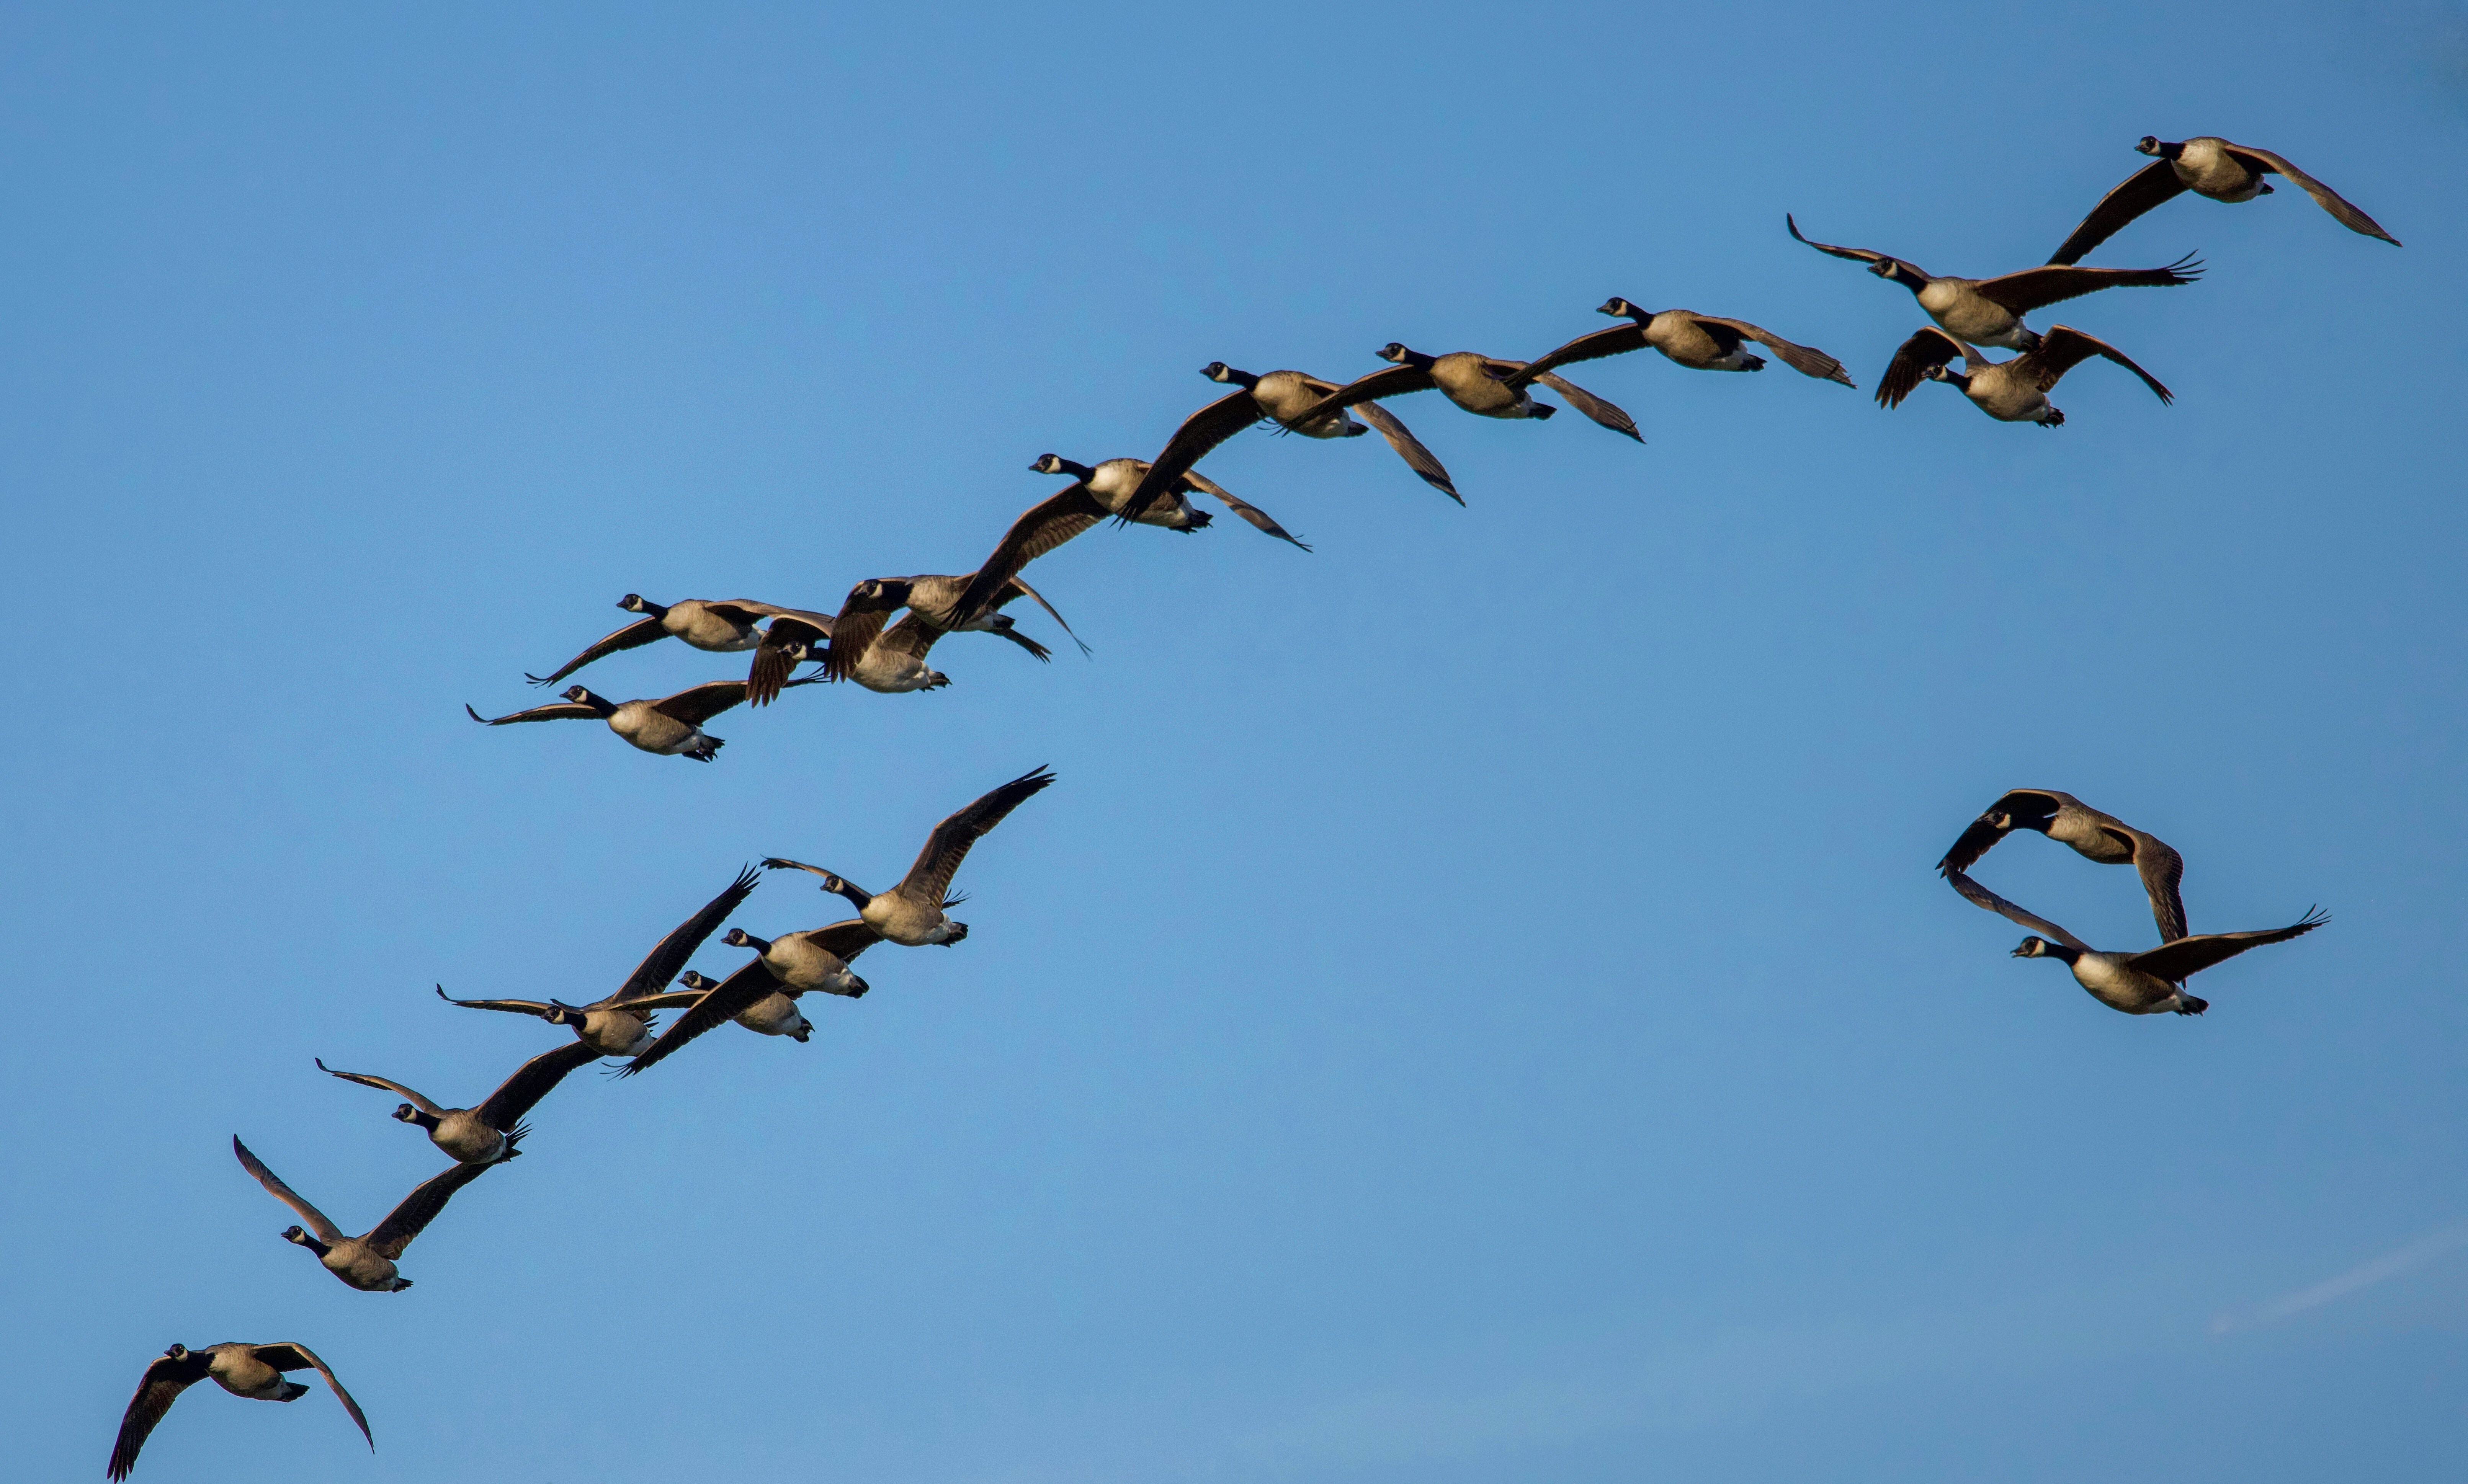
761 765 1055 947
1786 214 2201 352
108 1341 371 1481
524 594 809 687
1116 361 1461 523
2050 136 2399 265
313 1041 601 1165
1948 870 2324 1016
436 867 760 1058
619 920 881 1076
1937 789 2188 943
465 678 817 762
747 572 1086 705
1515 298 1856 386
1282 343 1641 441
232 1136 495 1292
1876 324 2171 426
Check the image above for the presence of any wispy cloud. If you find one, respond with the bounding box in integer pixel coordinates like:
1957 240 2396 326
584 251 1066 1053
2211 1217 2468 1334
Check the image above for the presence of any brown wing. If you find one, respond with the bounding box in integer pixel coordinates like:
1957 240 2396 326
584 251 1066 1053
1283 362 1438 426
1690 316 1855 385
652 681 753 726
872 612 948 663
364 1157 494 1258
999 575 1091 655
2224 144 2399 246
2020 326 2173 403
433 986 556 1019
1875 326 1971 409
1943 869 2094 952
2116 829 2190 944
1353 402 1460 502
1935 789 2065 874
823 585 912 682
1181 472 1309 551
1974 254 2203 313
231 1137 344 1242
314 1059 445 1117
109 1348 214 1480
249 1344 373 1453
2047 159 2190 265
619 958 781 1077
948 484 1110 628
1786 213 1928 276
895 765 1057 907
2127 908 2327 982
472 1040 601 1130
1121 387 1267 522
1528 371 1641 440
609 866 762 1002
749 615 829 706
523 615 668 686
465 701 598 725
1502 323 1648 387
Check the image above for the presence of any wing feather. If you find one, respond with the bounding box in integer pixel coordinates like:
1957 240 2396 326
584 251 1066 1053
231 1137 343 1242
619 958 781 1077
466 701 597 725
1181 472 1309 551
108 1351 212 1481
653 680 754 726
949 485 1109 627
1943 869 2094 952
523 615 669 686
1689 316 1855 385
1528 371 1641 440
313 1059 445 1117
2046 159 2190 265
1281 362 1439 427
1503 323 1647 387
2023 325 2173 403
1121 388 1267 521
251 1344 373 1453
1875 327 1969 409
365 1157 494 1258
896 766 1057 908
608 866 761 1003
1973 254 2203 313
2226 144 2399 246
472 1040 602 1130
2126 908 2327 982
1353 402 1461 502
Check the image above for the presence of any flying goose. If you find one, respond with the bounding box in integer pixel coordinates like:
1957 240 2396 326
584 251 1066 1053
465 678 817 761
1281 343 1641 441
313 1041 601 1165
232 1136 495 1292
2050 136 2399 265
747 572 1086 705
1948 869 2324 1015
946 457 1302 628
1875 324 2171 426
108 1341 371 1481
1514 298 1856 386
619 920 881 1076
523 594 808 686
435 866 759 1057
1937 789 2188 943
761 765 1054 947
1115 361 1461 522
1786 214 2201 352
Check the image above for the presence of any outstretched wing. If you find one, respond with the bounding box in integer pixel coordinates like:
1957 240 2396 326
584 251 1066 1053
1503 323 1647 387
1000 574 1091 655
433 985 556 1019
1353 402 1460 502
1943 869 2094 952
366 1157 495 1259
314 1059 445 1117
465 700 597 725
1281 362 1438 427
896 765 1057 908
949 484 1111 628
1121 387 1267 522
1935 789 2064 875
2046 158 2190 265
1528 371 1641 440
472 1040 602 1130
2022 325 2173 403
108 1349 214 1481
1973 253 2203 313
1690 315 1855 385
2224 144 2400 247
653 681 754 726
1875 326 1971 409
822 584 914 683
1786 213 1927 277
2119 829 2190 945
610 866 762 1002
619 958 783 1077
524 615 668 687
873 612 949 664
1181 472 1309 551
748 614 829 707
250 1344 374 1453
2127 908 2327 983
231 1136 344 1242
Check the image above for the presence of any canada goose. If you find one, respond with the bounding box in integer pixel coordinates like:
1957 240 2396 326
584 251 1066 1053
465 678 816 761
761 765 1054 947
945 457 1302 628
1515 299 1856 385
1283 343 1641 441
435 866 760 1056
1937 789 2189 943
619 920 881 1076
2050 137 2399 265
1786 214 2201 352
231 1136 494 1292
1876 324 2171 426
313 1042 600 1165
1115 362 1461 523
108 1341 371 1480
747 572 1087 705
1949 869 2324 1015
523 595 809 686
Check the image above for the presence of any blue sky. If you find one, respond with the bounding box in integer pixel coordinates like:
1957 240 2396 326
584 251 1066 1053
4 2 2464 1479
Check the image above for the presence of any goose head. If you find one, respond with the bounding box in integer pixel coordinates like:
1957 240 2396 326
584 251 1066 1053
541 1000 588 1027
851 577 914 609
678 970 718 992
1202 362 1259 389
844 973 872 999
1375 342 1435 367
723 927 771 953
391 1102 438 1132
1922 363 1969 392
163 1344 190 1361
281 1224 330 1256
1596 297 1651 321
617 594 671 618
1030 453 1095 480
560 686 620 717
2135 136 2184 159
2012 937 2081 964
809 874 873 909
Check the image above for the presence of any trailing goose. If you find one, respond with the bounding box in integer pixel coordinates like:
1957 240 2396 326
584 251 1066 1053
1116 361 1461 522
761 765 1054 947
108 1341 371 1480
1937 789 2188 943
1876 324 2171 426
1515 298 1856 386
1282 343 1641 442
746 572 1086 705
619 920 880 1076
313 1042 600 1165
465 678 817 762
2050 136 2399 265
523 594 809 686
1786 214 2201 352
946 457 1302 627
1948 869 2324 1016
232 1136 495 1292
435 866 759 1057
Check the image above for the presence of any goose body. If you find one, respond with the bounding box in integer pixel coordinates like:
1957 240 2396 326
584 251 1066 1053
762 765 1055 948
1876 324 2172 426
315 1041 600 1164
108 1341 372 1480
2048 136 2399 264
1947 869 2325 1016
232 1136 494 1291
465 681 813 761
1516 299 1856 384
524 595 804 686
1116 362 1460 522
1284 343 1640 440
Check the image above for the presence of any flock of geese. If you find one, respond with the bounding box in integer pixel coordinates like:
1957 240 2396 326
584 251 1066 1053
109 132 2390 1475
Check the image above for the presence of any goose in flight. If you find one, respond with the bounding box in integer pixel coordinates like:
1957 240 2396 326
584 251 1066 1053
523 594 812 686
1875 324 2171 426
1937 789 2188 943
465 678 816 761
313 1041 601 1165
108 1341 371 1480
231 1136 495 1292
1948 869 2324 1015
1115 361 1461 522
1514 298 1855 386
619 920 880 1076
747 572 1085 705
1280 342 1641 442
435 866 759 1057
1786 214 2201 352
762 765 1054 947
2050 136 2398 265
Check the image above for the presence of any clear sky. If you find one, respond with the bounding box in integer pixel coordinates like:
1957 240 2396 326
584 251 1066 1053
5 3 2464 1480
